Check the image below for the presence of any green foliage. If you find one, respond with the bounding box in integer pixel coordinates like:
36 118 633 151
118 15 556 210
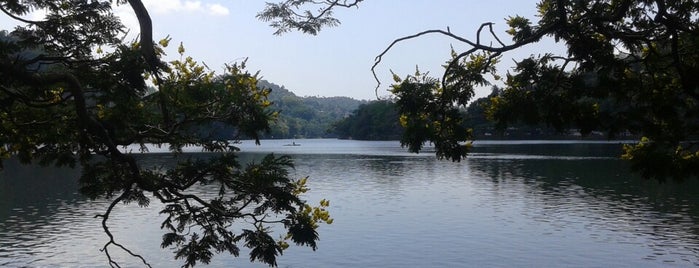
1 1 332 267
257 0 362 35
383 1 699 180
489 55 601 133
506 16 534 42
390 69 472 160
622 138 699 181
387 50 497 160
490 1 699 180
331 100 402 140
154 154 332 267
466 86 615 139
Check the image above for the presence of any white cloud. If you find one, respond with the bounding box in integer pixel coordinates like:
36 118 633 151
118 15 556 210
142 0 229 16
207 4 230 16
183 1 202 11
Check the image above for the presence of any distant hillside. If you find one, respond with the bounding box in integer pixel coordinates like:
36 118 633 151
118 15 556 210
258 80 367 138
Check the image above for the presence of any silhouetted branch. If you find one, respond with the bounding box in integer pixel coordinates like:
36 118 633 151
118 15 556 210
127 0 171 126
258 0 363 35
371 21 561 94
0 4 43 24
311 0 362 21
97 190 153 268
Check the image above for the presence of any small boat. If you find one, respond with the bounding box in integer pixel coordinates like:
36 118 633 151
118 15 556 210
283 141 301 146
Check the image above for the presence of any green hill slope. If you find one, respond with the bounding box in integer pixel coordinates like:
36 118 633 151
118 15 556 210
258 80 367 138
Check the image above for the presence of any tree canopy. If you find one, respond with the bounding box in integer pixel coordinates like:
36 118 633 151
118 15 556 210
261 0 699 180
0 1 333 267
266 0 697 181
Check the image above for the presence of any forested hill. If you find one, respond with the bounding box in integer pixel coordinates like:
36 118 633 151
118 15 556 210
257 80 368 138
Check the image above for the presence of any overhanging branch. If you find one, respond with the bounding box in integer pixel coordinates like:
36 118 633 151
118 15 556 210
371 21 561 95
0 4 43 25
97 189 153 268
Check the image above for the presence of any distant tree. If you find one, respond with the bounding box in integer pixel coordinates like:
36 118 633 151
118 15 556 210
464 86 499 135
465 86 601 139
1 1 332 267
332 100 402 140
263 0 699 181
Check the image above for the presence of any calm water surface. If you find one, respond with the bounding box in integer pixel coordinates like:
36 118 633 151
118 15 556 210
1 139 698 267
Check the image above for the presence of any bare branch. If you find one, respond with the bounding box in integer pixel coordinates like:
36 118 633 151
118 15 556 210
310 0 362 21
97 189 153 268
371 21 560 93
488 23 506 47
371 28 477 96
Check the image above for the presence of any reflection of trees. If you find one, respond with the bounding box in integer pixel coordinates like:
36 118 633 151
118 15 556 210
468 158 699 264
361 156 408 177
294 154 409 183
0 159 100 266
279 154 441 201
470 143 626 158
0 159 82 219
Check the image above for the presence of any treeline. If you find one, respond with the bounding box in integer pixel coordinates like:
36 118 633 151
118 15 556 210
331 100 402 140
233 81 621 141
326 87 625 141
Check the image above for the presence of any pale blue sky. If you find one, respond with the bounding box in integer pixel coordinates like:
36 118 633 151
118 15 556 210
3 0 563 100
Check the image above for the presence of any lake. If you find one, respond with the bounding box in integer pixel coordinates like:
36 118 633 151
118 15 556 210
1 139 698 267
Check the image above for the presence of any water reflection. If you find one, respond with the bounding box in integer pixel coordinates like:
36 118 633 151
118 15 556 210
1 141 698 267
468 158 699 266
0 159 104 267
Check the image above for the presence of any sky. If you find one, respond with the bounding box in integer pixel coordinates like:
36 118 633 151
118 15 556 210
2 0 563 101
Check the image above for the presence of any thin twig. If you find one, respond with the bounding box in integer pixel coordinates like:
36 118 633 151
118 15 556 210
97 189 153 268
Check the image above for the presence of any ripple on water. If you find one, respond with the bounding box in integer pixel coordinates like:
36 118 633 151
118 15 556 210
2 142 699 267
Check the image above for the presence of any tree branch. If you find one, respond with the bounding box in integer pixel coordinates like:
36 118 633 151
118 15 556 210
126 0 158 72
371 22 558 94
310 0 362 21
97 189 153 268
127 0 171 126
0 4 43 25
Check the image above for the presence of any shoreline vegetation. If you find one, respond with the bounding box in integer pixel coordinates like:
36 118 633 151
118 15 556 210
116 139 638 156
257 85 639 141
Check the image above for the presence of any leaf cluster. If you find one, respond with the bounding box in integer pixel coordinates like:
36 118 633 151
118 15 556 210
1 1 332 267
390 67 473 161
257 0 362 35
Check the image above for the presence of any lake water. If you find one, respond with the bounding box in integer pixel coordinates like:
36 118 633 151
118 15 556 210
1 139 698 267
